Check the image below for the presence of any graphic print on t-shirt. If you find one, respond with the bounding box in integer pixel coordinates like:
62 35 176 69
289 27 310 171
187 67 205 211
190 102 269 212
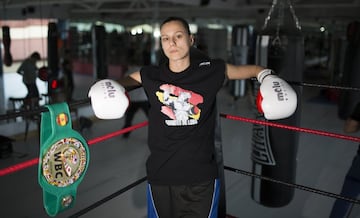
156 84 203 126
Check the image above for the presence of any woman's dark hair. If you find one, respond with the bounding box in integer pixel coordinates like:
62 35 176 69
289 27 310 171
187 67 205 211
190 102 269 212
160 17 191 35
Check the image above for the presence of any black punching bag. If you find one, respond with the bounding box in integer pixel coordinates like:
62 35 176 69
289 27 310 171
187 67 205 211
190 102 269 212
231 25 250 99
92 25 108 79
251 0 303 207
0 33 5 115
2 26 13 66
338 21 360 120
47 22 60 95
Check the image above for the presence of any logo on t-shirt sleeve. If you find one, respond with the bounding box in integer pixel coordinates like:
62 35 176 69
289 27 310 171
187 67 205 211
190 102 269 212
156 84 203 126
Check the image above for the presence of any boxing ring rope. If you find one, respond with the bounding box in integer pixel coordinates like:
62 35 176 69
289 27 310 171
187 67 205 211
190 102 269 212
0 82 360 215
0 98 90 121
1 112 359 176
288 81 360 92
1 80 359 122
253 78 360 92
67 114 360 217
0 110 360 194
224 165 360 204
69 176 148 218
2 116 359 213
220 114 360 143
0 121 148 176
0 115 359 215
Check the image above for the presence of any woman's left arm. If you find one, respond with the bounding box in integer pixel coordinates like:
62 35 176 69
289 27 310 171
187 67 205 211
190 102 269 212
225 63 265 80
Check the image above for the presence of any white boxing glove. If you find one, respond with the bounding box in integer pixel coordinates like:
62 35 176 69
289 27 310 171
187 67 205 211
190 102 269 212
256 69 297 120
88 79 129 119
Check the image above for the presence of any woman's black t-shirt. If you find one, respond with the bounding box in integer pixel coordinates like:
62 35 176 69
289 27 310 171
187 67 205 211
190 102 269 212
140 58 226 185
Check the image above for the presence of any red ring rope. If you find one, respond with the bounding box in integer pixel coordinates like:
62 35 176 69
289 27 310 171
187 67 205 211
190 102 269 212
87 121 148 145
2 113 359 177
0 121 148 177
220 113 360 143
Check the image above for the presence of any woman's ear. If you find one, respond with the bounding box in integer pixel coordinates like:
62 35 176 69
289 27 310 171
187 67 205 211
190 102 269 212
190 35 194 45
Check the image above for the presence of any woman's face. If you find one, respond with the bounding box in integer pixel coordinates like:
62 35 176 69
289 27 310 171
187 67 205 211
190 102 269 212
160 20 193 62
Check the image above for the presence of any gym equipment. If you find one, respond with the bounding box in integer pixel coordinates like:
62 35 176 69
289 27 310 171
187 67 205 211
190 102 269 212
251 0 304 207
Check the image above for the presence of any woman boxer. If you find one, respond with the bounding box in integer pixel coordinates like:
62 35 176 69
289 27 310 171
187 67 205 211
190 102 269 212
89 16 297 217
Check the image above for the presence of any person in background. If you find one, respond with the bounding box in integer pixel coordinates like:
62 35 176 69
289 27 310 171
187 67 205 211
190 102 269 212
17 51 41 98
330 102 360 218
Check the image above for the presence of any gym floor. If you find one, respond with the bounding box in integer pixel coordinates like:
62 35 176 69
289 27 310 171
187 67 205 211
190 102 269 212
0 66 359 218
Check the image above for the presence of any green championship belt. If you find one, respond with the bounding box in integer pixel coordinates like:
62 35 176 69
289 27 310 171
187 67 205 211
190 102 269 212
38 102 89 217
